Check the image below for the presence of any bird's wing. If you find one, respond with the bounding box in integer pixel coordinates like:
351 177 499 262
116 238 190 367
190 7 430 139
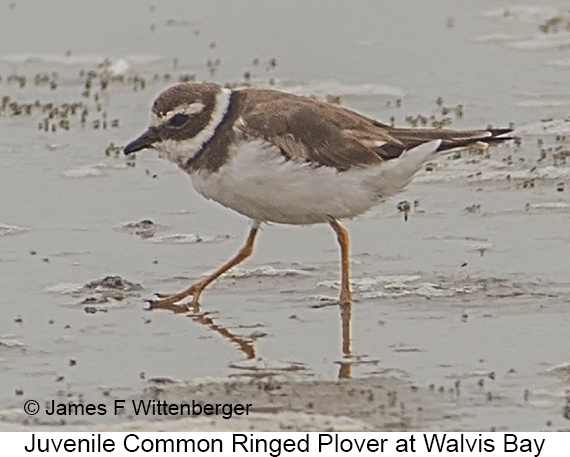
235 89 512 170
235 89 406 171
380 125 513 153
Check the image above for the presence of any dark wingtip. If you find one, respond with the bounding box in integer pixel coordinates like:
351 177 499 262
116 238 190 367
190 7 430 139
485 127 515 143
488 127 514 138
435 127 514 152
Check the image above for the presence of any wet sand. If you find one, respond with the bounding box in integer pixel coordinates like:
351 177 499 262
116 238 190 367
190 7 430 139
1 0 570 431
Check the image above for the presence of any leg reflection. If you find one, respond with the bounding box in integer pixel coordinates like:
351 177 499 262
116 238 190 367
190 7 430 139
148 300 256 359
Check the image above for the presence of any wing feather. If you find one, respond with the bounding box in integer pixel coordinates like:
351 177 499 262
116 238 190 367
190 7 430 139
235 89 511 170
236 89 403 170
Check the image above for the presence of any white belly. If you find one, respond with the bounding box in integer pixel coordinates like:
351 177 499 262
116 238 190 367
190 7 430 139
189 139 438 225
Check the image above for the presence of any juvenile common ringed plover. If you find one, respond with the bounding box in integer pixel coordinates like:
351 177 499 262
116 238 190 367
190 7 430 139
124 82 511 307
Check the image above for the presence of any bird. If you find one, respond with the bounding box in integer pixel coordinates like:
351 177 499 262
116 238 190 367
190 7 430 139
124 82 512 308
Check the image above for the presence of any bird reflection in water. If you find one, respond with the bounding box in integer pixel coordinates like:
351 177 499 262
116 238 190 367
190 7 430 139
147 299 354 380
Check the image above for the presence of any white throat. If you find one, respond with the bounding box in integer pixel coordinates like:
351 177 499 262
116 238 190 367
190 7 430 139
156 88 232 166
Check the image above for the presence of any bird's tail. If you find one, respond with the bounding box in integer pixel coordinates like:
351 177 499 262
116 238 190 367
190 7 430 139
390 127 513 152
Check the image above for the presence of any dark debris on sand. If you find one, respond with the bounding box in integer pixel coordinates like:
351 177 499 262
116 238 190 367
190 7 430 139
77 276 143 310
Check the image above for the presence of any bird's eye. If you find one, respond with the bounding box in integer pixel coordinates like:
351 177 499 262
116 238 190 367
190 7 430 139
169 113 189 127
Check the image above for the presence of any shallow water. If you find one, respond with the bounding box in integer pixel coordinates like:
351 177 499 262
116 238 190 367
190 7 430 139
1 0 570 431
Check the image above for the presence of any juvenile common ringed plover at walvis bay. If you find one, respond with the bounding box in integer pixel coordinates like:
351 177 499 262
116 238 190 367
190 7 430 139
124 82 512 307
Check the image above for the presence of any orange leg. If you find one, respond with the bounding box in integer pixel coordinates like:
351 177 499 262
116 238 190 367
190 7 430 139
338 302 353 379
328 217 352 305
152 223 259 308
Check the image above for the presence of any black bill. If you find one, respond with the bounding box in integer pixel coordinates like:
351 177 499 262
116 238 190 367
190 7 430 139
124 128 160 155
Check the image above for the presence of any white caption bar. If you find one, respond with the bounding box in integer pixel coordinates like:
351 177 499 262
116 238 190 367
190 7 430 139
1 432 557 456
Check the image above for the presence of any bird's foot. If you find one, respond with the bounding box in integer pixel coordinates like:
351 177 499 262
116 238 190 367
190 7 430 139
147 284 203 312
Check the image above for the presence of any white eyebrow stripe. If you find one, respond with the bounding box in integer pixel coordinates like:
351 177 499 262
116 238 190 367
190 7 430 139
151 101 206 127
180 102 206 116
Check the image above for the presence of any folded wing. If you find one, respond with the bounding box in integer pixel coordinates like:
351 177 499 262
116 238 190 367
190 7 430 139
236 89 512 171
